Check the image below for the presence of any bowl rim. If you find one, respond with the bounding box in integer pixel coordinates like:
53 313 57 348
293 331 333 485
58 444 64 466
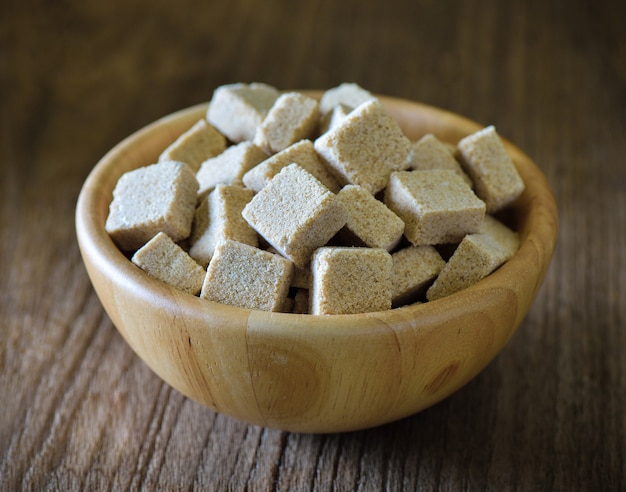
76 93 559 332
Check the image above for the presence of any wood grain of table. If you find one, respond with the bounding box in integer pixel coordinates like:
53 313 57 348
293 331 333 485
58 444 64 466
1 0 624 490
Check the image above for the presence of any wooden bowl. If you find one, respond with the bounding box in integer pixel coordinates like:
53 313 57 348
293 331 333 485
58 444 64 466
75 94 558 433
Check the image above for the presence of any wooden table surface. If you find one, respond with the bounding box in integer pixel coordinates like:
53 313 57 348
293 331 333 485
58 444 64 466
2 0 624 490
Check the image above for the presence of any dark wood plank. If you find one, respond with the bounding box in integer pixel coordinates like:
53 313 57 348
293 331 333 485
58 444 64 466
1 0 624 489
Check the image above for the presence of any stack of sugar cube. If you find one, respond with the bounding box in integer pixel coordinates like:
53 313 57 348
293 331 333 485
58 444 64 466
105 82 524 315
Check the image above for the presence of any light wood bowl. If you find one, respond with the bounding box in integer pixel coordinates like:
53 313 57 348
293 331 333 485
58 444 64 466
76 94 558 433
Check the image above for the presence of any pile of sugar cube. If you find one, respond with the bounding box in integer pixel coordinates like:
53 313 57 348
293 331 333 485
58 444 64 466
105 82 524 315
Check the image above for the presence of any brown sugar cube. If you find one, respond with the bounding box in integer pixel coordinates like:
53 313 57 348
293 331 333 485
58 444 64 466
189 184 257 267
457 125 525 213
242 164 347 268
318 82 377 115
426 215 521 301
391 245 445 306
132 232 206 295
105 161 198 251
291 266 312 289
314 100 414 195
196 141 267 199
384 169 486 246
411 134 473 187
266 245 311 289
336 184 405 251
478 213 521 254
310 247 392 315
158 119 227 173
253 92 320 154
443 141 459 157
242 139 341 193
206 82 280 143
200 240 293 312
319 103 351 134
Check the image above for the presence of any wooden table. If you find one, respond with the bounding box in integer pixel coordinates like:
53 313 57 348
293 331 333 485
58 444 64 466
2 0 624 489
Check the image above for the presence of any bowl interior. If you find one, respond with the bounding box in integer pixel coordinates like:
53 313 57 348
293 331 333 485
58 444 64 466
76 93 558 433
